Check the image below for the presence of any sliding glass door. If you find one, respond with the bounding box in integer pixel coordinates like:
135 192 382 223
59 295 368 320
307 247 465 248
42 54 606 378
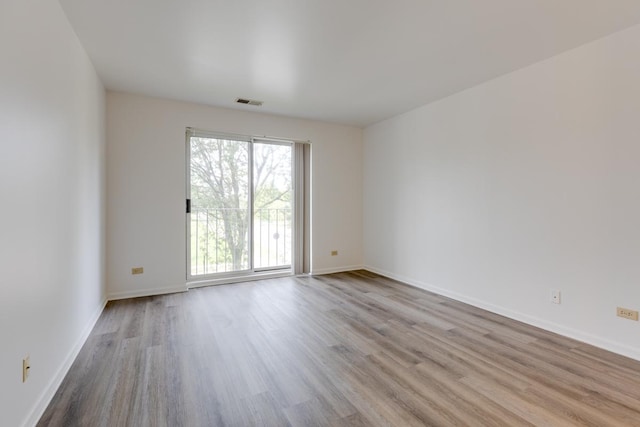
253 141 293 270
187 130 300 282
189 136 251 275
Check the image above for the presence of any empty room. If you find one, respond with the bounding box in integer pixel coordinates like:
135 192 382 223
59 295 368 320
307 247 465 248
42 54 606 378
2 0 640 425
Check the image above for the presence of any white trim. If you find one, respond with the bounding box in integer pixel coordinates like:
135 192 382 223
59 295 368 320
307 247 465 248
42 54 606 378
310 265 364 275
185 129 192 283
188 270 293 288
363 265 640 362
22 298 108 427
186 127 310 145
108 285 187 301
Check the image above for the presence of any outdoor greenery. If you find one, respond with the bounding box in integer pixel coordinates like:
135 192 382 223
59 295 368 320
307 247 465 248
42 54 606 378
189 137 292 274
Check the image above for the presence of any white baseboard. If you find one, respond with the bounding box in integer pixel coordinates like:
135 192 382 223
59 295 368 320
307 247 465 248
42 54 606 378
310 265 364 275
364 265 640 362
108 285 188 301
22 298 108 427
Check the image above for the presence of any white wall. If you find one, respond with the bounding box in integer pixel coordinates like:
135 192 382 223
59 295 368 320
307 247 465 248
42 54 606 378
106 92 362 298
0 0 106 425
364 24 640 360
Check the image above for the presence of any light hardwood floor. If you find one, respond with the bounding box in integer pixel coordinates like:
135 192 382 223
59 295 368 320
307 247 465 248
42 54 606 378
39 271 640 426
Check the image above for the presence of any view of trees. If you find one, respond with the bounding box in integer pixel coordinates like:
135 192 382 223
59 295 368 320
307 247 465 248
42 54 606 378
189 137 292 275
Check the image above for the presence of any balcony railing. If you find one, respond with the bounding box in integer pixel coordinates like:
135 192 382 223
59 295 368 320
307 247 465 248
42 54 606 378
190 207 292 276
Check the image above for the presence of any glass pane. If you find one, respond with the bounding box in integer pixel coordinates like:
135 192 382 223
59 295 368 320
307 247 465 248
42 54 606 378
190 137 250 275
253 142 293 269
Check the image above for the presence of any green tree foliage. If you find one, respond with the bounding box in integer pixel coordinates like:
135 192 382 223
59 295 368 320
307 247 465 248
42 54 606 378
190 137 291 272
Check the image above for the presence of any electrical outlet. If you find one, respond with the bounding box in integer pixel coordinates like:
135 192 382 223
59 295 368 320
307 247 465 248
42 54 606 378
551 289 561 304
331 250 338 256
131 267 144 275
23 356 30 382
617 307 639 321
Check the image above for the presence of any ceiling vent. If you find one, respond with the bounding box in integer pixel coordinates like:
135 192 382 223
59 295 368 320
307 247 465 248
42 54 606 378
236 98 263 106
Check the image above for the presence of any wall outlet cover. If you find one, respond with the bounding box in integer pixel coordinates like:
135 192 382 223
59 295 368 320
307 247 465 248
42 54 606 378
23 356 30 382
617 307 639 321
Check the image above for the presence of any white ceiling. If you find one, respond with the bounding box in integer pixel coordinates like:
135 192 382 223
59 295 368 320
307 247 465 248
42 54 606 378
59 0 640 127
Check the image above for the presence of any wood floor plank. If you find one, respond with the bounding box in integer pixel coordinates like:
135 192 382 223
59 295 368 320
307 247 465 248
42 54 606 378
38 271 640 426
